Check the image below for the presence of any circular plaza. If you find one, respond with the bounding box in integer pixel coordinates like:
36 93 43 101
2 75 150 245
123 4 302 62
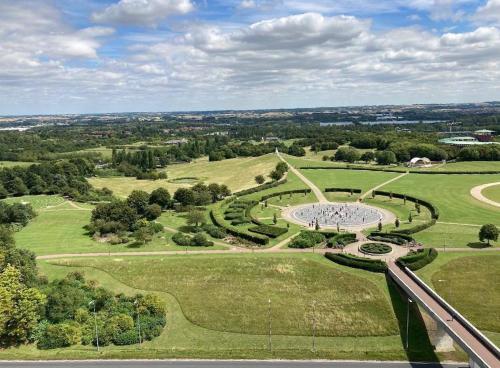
282 202 395 231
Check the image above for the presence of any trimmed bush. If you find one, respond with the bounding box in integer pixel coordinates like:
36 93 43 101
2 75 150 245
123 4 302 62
249 224 288 238
172 232 191 246
224 212 244 220
325 253 388 273
325 188 362 194
368 232 413 245
202 224 227 239
233 179 288 197
397 248 438 270
210 207 269 245
360 243 392 255
260 189 311 202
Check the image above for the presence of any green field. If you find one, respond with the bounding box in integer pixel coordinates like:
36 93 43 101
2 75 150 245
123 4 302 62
90 154 279 197
416 253 500 344
0 253 453 361
482 184 500 203
0 160 35 168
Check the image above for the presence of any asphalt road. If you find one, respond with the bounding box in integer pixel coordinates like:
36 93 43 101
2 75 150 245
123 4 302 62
0 361 469 368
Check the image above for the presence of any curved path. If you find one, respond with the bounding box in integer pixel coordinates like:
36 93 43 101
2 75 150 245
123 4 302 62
470 182 500 208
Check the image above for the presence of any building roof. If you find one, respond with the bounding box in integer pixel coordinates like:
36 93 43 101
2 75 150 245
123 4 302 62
474 129 495 134
409 157 431 164
439 136 500 145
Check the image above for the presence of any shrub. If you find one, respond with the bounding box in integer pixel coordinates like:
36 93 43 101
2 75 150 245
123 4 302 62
224 212 243 220
325 188 362 194
192 233 214 247
289 231 326 248
360 243 392 254
327 233 357 247
231 218 250 225
325 253 388 273
210 208 269 245
202 224 227 239
37 322 81 350
113 329 139 346
172 232 191 246
397 248 438 270
248 224 288 238
368 232 413 244
233 179 287 197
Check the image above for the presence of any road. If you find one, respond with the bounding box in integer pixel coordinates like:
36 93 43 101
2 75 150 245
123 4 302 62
0 361 468 368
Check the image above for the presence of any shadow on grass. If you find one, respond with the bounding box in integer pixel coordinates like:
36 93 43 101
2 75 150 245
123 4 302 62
467 242 491 249
386 274 439 363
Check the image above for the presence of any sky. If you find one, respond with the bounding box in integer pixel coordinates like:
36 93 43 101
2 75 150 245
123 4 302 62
0 0 499 115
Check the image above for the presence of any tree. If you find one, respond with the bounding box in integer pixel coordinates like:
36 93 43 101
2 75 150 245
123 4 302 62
133 226 153 245
395 218 400 228
269 169 284 181
273 213 277 225
186 210 206 227
149 188 171 209
375 150 397 165
11 177 28 196
0 184 8 199
378 221 383 231
144 204 162 221
408 213 413 223
0 265 45 346
479 224 498 245
360 151 375 163
255 175 265 185
173 188 195 206
127 190 150 215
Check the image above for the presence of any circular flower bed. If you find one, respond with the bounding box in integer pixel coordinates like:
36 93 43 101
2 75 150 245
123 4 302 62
360 243 392 255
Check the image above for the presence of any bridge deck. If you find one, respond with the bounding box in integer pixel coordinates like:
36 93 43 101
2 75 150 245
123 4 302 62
388 263 499 368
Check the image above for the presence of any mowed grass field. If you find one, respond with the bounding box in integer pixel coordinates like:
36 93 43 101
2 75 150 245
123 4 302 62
4 195 228 255
0 253 446 361
54 254 397 337
482 183 500 203
0 160 35 168
417 253 500 344
90 154 279 197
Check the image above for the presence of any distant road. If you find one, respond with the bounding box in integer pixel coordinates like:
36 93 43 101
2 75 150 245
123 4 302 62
0 361 468 368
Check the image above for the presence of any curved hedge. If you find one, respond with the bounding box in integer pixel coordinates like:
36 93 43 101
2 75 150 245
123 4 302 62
372 190 439 235
368 232 413 245
211 199 269 245
327 233 357 247
260 189 311 201
249 224 288 238
396 248 438 271
325 252 388 273
325 187 362 194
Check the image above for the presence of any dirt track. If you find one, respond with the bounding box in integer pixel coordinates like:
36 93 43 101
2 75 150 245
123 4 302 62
470 182 500 208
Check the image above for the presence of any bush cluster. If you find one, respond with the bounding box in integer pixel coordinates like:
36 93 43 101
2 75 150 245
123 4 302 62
248 224 288 238
327 233 357 248
36 273 166 349
396 248 438 270
289 231 326 248
368 232 413 245
0 202 37 227
325 253 388 273
172 232 213 247
201 224 227 239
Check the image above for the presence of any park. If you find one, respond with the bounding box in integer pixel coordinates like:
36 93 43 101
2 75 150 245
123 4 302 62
1 147 498 364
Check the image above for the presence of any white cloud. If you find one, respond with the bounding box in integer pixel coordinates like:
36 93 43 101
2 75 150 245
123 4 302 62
473 0 500 25
239 0 257 9
92 0 195 26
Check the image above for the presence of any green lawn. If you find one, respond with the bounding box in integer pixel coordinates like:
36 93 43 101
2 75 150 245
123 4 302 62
89 176 190 198
416 253 500 344
0 253 453 361
3 194 66 209
300 168 401 193
0 160 35 168
482 184 500 203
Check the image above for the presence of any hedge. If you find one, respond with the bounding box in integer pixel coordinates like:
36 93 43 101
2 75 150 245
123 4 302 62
300 166 500 175
325 187 362 194
393 219 436 235
325 252 388 273
368 232 413 245
397 248 438 270
249 224 288 238
210 205 269 245
260 189 311 201
373 190 439 219
233 178 287 197
327 233 357 247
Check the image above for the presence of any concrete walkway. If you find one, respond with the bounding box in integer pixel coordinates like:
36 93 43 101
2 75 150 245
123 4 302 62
359 172 409 200
277 151 328 203
470 182 500 208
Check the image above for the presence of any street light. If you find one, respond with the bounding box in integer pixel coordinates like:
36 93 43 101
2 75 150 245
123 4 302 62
134 299 142 346
406 298 413 350
89 300 99 352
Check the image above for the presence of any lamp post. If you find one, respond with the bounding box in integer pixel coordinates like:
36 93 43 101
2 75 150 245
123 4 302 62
268 298 272 352
89 300 99 352
134 299 142 346
406 298 413 350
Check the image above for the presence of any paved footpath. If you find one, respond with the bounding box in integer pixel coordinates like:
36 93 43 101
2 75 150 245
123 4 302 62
470 182 500 208
0 360 467 368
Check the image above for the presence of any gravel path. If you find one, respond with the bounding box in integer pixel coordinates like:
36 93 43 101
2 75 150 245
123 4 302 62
470 182 500 208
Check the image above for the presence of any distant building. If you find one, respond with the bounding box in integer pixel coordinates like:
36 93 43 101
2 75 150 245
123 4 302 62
438 136 499 146
408 157 432 168
474 129 495 142
262 136 280 142
165 138 188 145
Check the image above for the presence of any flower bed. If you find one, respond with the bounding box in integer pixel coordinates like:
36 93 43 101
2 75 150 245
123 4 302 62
360 242 392 255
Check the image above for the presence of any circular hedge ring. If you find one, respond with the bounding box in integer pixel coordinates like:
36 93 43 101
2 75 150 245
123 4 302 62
360 243 392 255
